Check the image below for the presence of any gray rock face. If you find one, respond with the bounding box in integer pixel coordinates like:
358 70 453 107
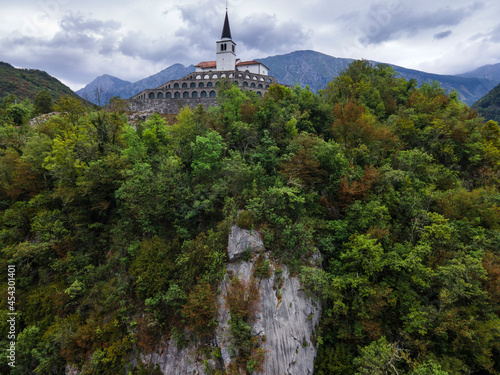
227 225 265 261
217 255 320 374
217 226 321 374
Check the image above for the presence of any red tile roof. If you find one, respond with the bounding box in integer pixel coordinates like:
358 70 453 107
195 61 216 68
236 60 262 66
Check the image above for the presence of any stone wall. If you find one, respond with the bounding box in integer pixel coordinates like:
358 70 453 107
128 70 278 114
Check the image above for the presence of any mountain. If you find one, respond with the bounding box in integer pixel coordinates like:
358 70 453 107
77 50 498 106
458 62 500 83
472 81 500 123
0 61 81 102
76 74 132 105
257 50 497 105
77 64 195 105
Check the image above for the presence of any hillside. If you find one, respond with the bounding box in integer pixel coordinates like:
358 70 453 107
1 61 499 374
76 50 497 106
472 81 500 122
0 61 81 102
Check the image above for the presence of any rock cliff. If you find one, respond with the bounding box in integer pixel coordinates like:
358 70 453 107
152 225 321 374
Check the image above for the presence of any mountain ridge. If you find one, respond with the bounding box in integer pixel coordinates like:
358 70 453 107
76 50 499 105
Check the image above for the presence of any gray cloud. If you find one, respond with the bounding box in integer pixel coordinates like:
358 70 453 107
358 2 484 45
434 30 452 39
237 13 311 54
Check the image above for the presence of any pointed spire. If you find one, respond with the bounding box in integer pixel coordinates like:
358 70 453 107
221 9 232 40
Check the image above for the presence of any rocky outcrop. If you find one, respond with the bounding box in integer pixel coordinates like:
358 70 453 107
136 225 321 375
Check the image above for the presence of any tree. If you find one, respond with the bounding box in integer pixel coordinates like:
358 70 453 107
34 90 53 115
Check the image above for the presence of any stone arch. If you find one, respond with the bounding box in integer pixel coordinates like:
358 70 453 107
257 92 262 97
190 82 196 88
221 73 226 78
192 91 198 98
157 92 164 98
243 81 248 86
212 74 218 79
265 85 270 89
201 91 207 97
209 90 216 98
183 91 189 98
250 83 256 87
196 75 202 79
174 83 180 88
174 92 180 98
204 74 210 79
207 82 213 87
260 77 265 81
258 84 263 89
233 81 239 86
199 82 204 88
148 92 155 99
166 92 172 98
182 83 188 88
253 76 258 80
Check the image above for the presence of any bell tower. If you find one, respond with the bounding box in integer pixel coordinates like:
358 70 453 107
216 9 236 71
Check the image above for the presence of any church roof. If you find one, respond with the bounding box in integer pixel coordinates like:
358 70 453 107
221 10 232 39
195 61 217 68
237 60 263 66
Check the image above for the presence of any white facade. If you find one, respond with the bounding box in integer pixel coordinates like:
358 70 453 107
237 63 268 76
216 39 237 71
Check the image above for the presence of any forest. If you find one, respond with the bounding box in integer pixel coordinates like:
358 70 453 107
0 60 499 374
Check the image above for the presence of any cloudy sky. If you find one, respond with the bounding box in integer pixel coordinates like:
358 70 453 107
1 0 500 90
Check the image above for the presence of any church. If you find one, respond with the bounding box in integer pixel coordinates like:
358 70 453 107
128 10 278 114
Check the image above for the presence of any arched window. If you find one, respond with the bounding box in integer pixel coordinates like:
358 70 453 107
183 92 189 98
250 83 256 87
190 82 196 88
157 92 164 98
182 83 187 88
209 90 216 98
174 83 179 88
212 74 218 79
148 93 155 99
221 74 226 78
243 82 248 86
257 92 262 97
192 91 198 98
198 82 204 88
201 91 207 97
196 75 201 79
204 74 209 79
265 85 269 89
174 92 180 98
166 92 172 98
258 84 263 89
233 81 239 86
207 82 213 87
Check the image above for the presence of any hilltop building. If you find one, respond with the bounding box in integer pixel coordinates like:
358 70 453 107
129 10 278 114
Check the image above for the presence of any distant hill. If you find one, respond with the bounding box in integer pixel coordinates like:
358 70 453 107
472 81 500 123
77 50 499 106
0 61 81 102
458 62 500 83
77 64 195 105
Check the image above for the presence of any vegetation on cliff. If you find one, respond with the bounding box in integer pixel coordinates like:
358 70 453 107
0 60 499 374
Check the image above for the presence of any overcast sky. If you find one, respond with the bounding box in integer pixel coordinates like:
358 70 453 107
1 0 500 90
